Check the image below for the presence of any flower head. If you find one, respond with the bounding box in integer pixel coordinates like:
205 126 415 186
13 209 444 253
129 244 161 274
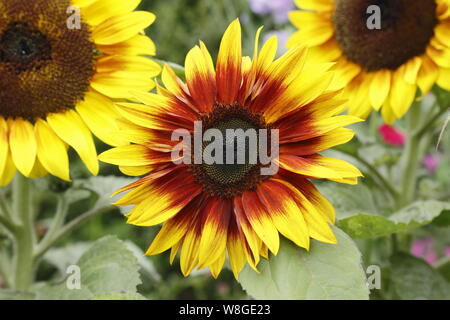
288 0 450 124
0 0 160 185
100 20 363 278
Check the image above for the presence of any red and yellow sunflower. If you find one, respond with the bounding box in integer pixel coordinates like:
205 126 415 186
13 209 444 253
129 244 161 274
99 20 363 278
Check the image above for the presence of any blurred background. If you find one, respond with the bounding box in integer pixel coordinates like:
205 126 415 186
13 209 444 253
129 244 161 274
139 0 295 64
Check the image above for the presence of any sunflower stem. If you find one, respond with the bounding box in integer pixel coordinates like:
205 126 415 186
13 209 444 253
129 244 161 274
337 148 398 200
12 173 35 291
397 102 422 210
34 194 69 261
34 205 113 260
414 105 449 139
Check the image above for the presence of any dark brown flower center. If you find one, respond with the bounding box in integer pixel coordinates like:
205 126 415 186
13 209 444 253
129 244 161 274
189 103 271 199
0 23 52 70
0 0 96 121
333 0 438 71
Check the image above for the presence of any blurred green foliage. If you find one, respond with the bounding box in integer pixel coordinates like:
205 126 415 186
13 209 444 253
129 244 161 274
139 0 286 64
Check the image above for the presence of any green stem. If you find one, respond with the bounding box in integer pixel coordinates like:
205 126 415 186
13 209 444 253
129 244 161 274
398 136 421 209
415 106 449 139
337 149 398 200
0 194 13 221
0 213 16 234
34 205 113 260
35 195 68 260
12 173 35 291
397 103 445 209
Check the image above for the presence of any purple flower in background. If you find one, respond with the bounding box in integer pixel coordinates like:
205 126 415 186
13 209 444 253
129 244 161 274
249 0 295 24
423 154 440 173
411 237 438 265
263 30 291 56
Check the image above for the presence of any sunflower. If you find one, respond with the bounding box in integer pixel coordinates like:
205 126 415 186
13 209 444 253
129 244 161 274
99 19 363 278
288 0 450 124
0 0 160 186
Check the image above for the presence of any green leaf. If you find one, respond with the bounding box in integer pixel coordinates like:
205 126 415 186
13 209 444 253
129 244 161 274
238 227 369 300
43 242 92 275
34 235 143 300
338 200 450 239
74 235 142 295
316 183 378 219
437 258 450 282
431 210 450 227
390 253 450 300
0 289 36 300
125 241 161 283
433 85 450 110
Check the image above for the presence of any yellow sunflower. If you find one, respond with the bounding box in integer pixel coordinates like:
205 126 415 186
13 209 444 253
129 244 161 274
0 0 160 186
99 20 363 278
288 0 450 124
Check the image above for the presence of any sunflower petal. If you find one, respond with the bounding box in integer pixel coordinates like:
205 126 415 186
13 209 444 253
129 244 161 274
198 198 231 268
216 19 242 104
257 180 310 249
35 120 70 181
47 110 99 175
92 11 156 45
9 118 37 177
241 191 280 255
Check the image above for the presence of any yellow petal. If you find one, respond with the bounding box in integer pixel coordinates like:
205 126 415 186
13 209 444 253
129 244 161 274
209 253 226 279
82 0 141 26
75 90 129 147
92 11 156 45
0 117 8 179
437 67 450 90
389 67 417 119
47 110 99 175
9 119 37 177
35 120 70 181
180 229 200 276
216 19 242 104
369 70 391 111
0 150 16 187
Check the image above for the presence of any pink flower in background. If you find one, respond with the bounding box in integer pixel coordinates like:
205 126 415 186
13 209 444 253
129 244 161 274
216 282 230 295
249 0 294 24
411 237 438 265
423 154 440 173
379 124 406 146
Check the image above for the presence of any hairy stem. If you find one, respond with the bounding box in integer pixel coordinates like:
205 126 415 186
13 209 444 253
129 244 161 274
337 149 398 200
12 174 35 291
35 195 69 260
34 205 113 260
